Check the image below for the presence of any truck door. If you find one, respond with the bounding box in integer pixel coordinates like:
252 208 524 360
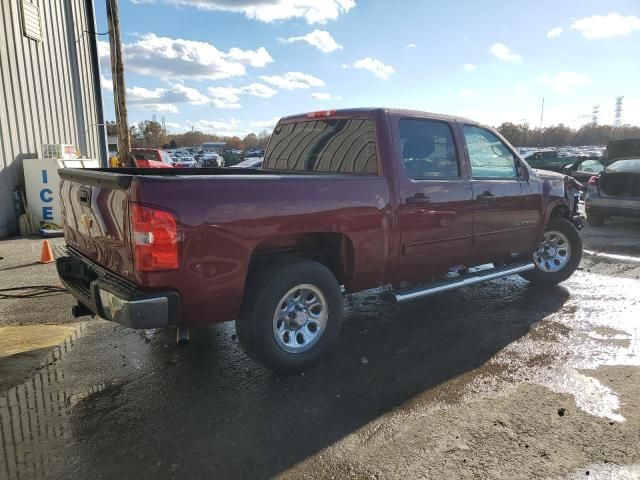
460 124 541 260
393 117 474 284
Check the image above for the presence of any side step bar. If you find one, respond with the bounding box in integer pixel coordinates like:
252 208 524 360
384 263 535 304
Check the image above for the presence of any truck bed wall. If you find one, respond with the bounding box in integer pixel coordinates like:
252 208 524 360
131 173 392 327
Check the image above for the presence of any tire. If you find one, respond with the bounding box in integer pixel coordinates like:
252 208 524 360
519 217 582 286
235 260 343 374
586 214 605 227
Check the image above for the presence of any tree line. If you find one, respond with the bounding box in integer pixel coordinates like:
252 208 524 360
107 119 640 152
106 121 271 151
496 122 640 148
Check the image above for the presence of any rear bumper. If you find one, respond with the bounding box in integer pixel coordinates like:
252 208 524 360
56 247 180 329
586 196 640 220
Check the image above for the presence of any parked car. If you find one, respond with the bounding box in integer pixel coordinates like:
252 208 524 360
230 157 263 169
201 153 224 167
523 150 572 173
585 139 640 227
563 158 605 188
56 108 582 373
172 156 197 168
131 148 174 168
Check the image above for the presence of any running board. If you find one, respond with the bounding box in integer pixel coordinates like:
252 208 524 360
384 263 535 304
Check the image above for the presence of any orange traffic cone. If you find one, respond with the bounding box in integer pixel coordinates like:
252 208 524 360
39 240 55 264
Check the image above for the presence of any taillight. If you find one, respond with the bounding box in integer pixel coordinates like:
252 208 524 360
130 204 180 271
306 110 336 119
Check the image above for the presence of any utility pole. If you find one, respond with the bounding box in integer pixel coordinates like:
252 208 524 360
591 105 600 126
538 97 544 148
106 0 134 167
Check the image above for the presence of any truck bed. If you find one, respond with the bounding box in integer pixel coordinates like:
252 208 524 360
58 166 392 326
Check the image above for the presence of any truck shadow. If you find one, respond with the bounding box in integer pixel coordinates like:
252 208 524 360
67 278 570 479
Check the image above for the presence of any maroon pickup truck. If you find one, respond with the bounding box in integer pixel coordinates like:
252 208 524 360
56 108 583 373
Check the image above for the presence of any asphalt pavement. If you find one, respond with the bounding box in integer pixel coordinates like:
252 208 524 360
1 218 639 479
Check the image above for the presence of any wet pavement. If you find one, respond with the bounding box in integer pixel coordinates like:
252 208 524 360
1 221 640 479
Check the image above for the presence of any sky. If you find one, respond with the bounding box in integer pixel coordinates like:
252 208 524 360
95 0 640 137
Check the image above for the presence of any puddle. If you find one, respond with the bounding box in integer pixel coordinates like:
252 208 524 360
470 271 640 422
0 323 101 479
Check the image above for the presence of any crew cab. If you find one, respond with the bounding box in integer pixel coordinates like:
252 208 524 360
56 108 583 373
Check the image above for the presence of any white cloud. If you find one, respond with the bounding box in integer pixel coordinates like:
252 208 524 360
280 29 343 53
570 13 640 39
207 87 243 109
152 0 355 24
127 83 210 113
352 57 394 79
490 42 522 63
98 34 273 81
189 118 243 133
241 83 278 98
312 92 341 100
538 72 592 93
225 47 273 67
100 74 113 91
463 63 476 72
406 43 416 49
547 26 563 38
165 122 182 130
250 117 281 129
460 89 478 98
260 71 325 90
208 83 277 109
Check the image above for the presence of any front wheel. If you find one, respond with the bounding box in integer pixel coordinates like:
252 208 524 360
519 217 582 286
236 260 343 374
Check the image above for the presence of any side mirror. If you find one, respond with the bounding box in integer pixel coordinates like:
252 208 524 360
517 162 529 180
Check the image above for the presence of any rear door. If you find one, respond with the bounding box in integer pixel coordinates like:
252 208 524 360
393 117 474 283
460 124 541 259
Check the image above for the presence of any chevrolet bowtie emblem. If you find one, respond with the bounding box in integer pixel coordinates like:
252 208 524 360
81 214 93 230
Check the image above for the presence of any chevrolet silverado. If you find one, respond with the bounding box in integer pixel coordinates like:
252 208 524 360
56 108 583 373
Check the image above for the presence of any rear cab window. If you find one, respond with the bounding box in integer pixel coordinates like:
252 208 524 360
263 118 378 174
133 151 158 161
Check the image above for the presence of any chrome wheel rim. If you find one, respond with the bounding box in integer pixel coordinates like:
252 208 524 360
272 284 328 354
534 230 571 272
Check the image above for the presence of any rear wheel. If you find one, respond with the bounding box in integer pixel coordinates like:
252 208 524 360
586 213 605 227
520 217 582 285
236 260 343 374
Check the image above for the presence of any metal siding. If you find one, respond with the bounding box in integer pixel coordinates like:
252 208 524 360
0 0 101 237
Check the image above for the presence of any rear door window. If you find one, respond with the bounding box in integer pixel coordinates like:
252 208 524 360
264 119 378 174
398 119 459 179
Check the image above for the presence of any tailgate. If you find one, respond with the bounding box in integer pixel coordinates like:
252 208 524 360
59 169 135 282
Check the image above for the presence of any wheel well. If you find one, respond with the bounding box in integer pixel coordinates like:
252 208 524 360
550 203 570 219
248 233 354 285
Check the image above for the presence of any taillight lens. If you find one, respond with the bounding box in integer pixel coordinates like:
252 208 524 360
130 204 180 271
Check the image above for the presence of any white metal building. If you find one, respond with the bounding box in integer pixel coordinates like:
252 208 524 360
0 0 106 237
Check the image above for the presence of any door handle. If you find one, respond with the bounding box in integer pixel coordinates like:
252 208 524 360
406 193 431 205
476 191 495 201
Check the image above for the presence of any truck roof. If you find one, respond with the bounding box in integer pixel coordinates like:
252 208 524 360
280 107 480 126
